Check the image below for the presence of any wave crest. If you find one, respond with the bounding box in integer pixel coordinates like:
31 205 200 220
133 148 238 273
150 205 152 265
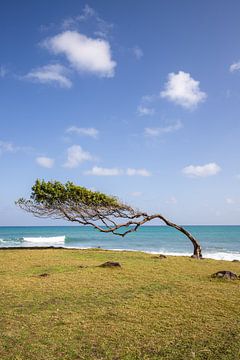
23 236 65 243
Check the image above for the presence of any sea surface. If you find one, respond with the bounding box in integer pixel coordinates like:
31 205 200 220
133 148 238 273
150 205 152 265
0 225 239 261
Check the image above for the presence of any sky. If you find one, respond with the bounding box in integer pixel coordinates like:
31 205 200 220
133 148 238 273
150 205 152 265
1 0 240 226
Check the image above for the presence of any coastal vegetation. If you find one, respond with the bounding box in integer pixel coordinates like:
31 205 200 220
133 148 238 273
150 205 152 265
16 180 202 258
0 248 239 360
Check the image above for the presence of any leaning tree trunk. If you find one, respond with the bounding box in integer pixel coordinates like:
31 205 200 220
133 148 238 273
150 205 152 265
148 214 202 259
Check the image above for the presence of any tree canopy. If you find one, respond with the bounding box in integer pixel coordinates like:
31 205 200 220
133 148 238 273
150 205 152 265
30 179 122 208
16 179 202 258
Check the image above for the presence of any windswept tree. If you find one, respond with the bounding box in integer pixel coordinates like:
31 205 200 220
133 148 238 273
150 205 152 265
16 180 202 258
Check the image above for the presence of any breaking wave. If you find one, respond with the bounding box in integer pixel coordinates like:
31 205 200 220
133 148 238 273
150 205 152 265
23 235 65 244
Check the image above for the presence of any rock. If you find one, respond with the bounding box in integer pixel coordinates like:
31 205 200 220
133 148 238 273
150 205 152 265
152 254 167 259
211 270 238 280
99 261 121 268
38 273 49 277
232 259 239 262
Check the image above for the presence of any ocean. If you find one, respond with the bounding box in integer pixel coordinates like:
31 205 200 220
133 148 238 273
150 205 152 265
0 225 239 261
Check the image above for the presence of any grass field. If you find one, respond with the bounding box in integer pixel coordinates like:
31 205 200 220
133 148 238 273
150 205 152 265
0 248 239 360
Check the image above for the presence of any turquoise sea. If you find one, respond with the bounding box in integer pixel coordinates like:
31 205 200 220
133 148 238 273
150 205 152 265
0 225 239 261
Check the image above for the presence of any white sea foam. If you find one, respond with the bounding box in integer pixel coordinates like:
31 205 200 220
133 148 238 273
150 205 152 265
203 252 240 261
23 236 65 244
143 249 240 261
84 247 240 261
145 250 240 261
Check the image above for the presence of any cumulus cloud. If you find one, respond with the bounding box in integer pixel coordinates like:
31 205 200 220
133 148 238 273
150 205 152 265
126 168 151 177
66 126 99 138
25 64 72 88
137 105 155 116
182 162 221 177
36 156 54 168
42 31 116 77
64 145 93 168
85 167 151 176
229 61 240 72
133 46 143 60
85 166 122 176
144 120 183 137
160 71 207 109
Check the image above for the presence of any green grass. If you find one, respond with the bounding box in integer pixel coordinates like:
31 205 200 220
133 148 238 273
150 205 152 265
0 249 239 360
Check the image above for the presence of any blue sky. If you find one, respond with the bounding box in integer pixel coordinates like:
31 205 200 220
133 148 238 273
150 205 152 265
1 0 240 225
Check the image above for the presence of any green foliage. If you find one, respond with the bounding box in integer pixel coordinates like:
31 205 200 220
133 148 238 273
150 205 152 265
29 179 121 207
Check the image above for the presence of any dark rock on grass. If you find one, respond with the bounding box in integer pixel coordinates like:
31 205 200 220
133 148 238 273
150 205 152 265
158 254 167 259
38 273 50 277
152 254 167 260
99 261 121 268
211 270 238 280
153 254 167 259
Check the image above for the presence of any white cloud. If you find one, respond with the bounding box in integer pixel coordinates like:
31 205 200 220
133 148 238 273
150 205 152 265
144 120 183 137
126 168 151 177
66 126 99 138
0 141 32 155
25 64 72 88
160 71 207 109
85 167 151 176
85 166 122 176
225 197 235 205
137 105 155 116
42 31 116 77
0 141 19 154
141 94 158 103
36 156 54 168
182 162 221 177
130 191 142 197
133 46 143 60
63 5 95 28
144 128 160 137
0 66 7 78
229 61 240 72
166 196 177 204
64 145 93 168
62 5 113 39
